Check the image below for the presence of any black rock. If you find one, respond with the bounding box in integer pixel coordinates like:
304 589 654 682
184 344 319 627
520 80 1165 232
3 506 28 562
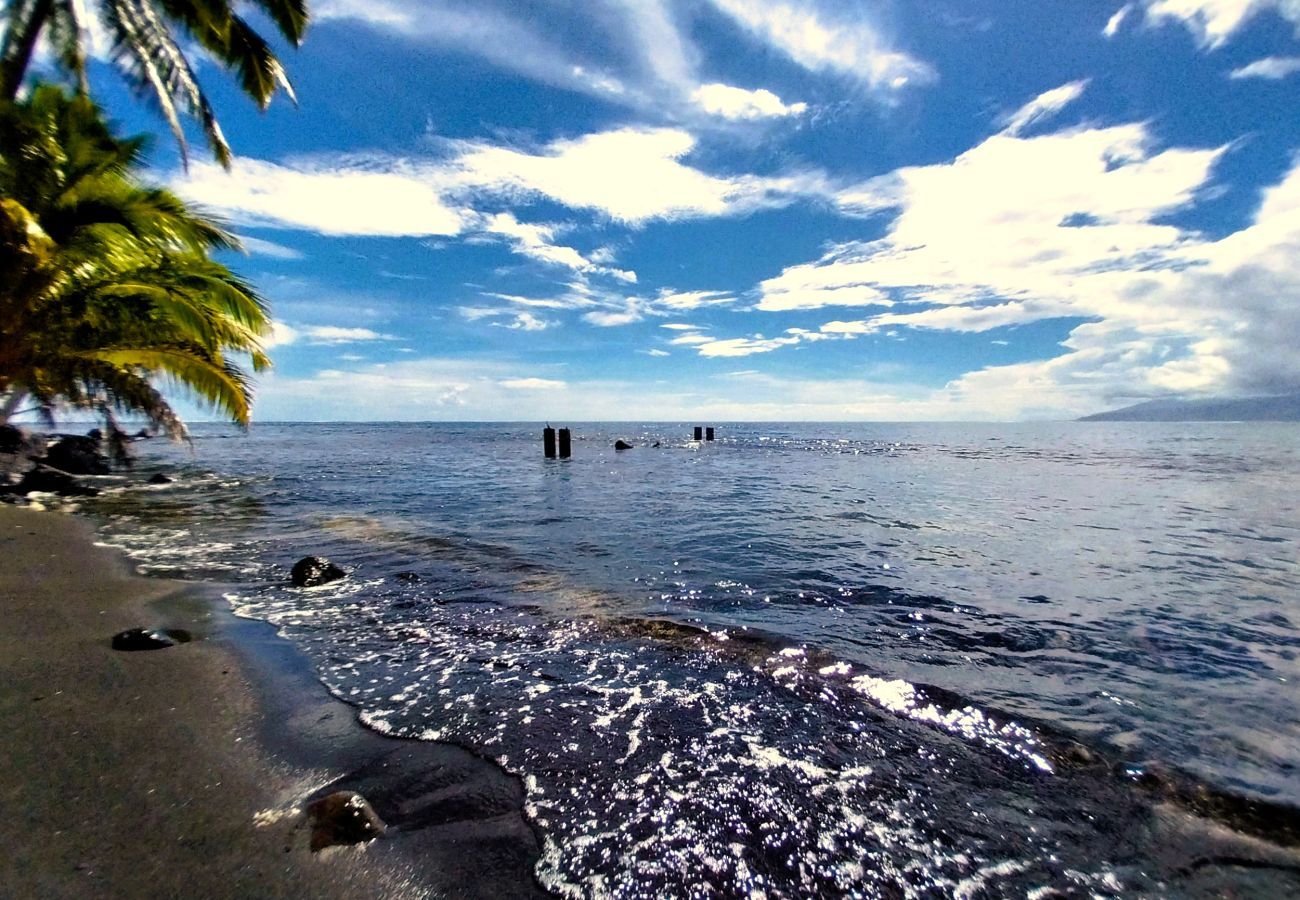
393 571 421 584
147 473 172 485
291 556 348 587
45 435 110 475
306 791 387 851
614 440 634 450
0 424 29 454
111 627 192 651
6 467 98 497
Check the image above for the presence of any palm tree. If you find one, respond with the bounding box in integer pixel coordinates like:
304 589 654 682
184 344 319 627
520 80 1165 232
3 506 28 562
0 0 308 167
0 83 272 439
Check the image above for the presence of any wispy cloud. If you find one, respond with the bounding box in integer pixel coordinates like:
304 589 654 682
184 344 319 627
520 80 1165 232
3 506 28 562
264 322 397 347
499 377 566 389
1000 80 1090 136
1228 56 1300 79
1103 4 1134 37
239 235 305 260
704 0 935 93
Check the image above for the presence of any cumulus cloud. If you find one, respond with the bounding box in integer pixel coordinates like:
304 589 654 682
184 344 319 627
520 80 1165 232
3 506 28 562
453 127 776 224
1140 0 1300 48
691 83 807 119
180 127 809 241
704 0 935 92
683 90 1300 409
1229 55 1300 79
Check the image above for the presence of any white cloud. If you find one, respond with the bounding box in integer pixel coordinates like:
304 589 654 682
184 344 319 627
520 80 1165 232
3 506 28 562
705 0 935 92
655 289 736 309
301 325 394 344
1000 80 1090 136
691 82 808 120
755 282 892 312
695 328 829 357
1228 55 1300 78
499 377 566 389
177 158 469 236
643 349 671 357
1140 0 1300 48
263 321 299 349
668 332 714 345
507 312 552 331
262 322 396 348
1103 4 1135 36
454 127 770 225
314 0 635 102
583 307 644 327
683 92 1300 410
239 236 304 260
661 323 703 330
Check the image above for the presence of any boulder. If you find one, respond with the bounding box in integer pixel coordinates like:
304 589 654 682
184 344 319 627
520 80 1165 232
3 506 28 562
0 424 29 454
111 627 192 651
614 440 634 450
291 556 348 588
45 434 110 475
306 791 387 851
6 467 99 497
147 473 172 485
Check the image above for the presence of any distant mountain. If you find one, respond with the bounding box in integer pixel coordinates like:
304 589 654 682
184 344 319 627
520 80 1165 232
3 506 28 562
1080 394 1300 422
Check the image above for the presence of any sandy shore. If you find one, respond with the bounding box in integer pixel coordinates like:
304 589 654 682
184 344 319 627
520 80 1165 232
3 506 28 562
0 505 544 899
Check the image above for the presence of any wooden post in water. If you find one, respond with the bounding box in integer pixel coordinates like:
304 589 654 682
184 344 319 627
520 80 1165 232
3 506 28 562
543 426 557 459
558 428 572 459
706 427 715 441
693 426 703 441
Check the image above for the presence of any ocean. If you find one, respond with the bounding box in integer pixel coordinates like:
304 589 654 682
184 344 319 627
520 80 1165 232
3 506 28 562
88 421 1300 896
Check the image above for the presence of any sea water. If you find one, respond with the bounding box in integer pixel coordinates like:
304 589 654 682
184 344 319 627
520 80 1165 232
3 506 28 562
89 422 1300 895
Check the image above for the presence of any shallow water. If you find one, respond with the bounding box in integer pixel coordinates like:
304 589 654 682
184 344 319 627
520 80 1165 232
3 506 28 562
88 422 1300 895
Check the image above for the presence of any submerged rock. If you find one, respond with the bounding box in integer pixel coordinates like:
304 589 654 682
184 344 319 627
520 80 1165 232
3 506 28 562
291 556 347 588
45 434 110 475
614 440 634 450
111 627 192 651
393 571 421 584
147 473 172 485
306 791 387 851
6 467 98 497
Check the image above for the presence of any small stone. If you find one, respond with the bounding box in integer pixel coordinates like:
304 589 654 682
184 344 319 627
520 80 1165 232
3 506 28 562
306 791 387 851
147 473 172 485
290 556 347 588
614 440 634 450
111 627 191 651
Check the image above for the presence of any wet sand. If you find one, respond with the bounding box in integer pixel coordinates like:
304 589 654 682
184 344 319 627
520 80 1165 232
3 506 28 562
0 505 544 899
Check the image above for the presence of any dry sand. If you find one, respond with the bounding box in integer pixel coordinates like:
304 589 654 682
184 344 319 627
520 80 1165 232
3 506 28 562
0 505 544 899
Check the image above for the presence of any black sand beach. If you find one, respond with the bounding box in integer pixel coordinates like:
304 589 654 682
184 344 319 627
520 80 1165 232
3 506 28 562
0 505 544 899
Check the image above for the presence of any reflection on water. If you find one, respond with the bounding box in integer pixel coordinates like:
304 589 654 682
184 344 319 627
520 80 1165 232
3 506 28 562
88 422 1300 895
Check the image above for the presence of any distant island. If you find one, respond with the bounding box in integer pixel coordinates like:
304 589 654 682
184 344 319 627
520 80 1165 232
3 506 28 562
1080 394 1300 422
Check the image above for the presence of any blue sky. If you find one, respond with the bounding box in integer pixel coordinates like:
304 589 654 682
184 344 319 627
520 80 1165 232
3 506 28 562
76 0 1300 420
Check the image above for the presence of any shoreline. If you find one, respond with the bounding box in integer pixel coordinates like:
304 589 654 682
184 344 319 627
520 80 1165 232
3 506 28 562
0 504 544 898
